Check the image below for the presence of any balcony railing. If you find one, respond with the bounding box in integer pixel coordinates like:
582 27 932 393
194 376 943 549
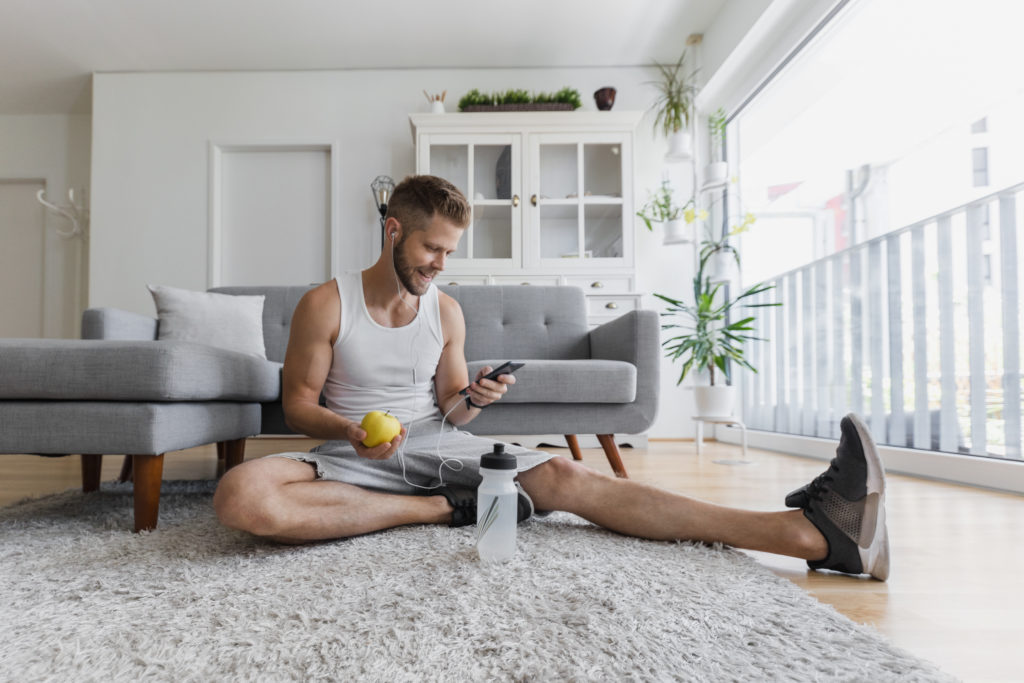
741 182 1024 460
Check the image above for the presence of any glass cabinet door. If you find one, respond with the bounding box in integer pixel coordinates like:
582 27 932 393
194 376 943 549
531 135 627 265
422 135 520 265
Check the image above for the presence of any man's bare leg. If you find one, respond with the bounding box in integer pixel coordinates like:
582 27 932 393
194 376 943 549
516 457 828 561
213 457 452 543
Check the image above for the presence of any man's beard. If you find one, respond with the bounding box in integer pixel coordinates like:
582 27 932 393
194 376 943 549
392 236 432 296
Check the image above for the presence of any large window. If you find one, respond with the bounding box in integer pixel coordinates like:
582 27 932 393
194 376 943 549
731 0 1024 460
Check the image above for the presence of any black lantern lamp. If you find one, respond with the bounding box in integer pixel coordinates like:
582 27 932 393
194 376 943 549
370 175 395 248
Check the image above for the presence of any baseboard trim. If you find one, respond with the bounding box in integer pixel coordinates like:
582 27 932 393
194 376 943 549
715 426 1024 495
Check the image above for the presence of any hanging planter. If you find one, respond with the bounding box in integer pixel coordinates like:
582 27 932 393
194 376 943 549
662 218 692 245
647 50 698 161
694 385 737 418
704 161 728 186
705 249 738 283
704 108 728 186
665 129 692 161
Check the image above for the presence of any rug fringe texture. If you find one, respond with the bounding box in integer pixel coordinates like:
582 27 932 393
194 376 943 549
0 481 955 682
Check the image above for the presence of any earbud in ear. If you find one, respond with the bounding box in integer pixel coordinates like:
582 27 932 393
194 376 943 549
391 232 396 242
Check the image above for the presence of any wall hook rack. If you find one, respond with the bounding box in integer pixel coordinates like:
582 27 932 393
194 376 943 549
36 188 88 239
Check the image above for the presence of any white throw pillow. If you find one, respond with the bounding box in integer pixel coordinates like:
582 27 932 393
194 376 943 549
147 284 267 359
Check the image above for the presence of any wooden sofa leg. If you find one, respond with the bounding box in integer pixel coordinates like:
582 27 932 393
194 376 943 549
216 441 226 477
596 434 628 478
132 454 164 532
118 455 133 483
564 435 583 461
222 438 246 472
81 454 102 492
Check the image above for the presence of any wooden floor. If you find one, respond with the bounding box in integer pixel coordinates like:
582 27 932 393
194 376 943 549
2 438 1022 682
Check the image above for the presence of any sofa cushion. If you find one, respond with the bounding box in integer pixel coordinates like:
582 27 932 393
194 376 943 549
148 284 267 358
209 285 314 363
0 401 262 456
0 339 280 402
467 359 635 403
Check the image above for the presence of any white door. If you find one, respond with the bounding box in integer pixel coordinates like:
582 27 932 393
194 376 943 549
0 180 45 337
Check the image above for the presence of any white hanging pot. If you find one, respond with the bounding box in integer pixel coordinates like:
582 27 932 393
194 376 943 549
704 161 728 184
694 385 736 418
706 250 738 283
665 129 692 161
662 218 692 245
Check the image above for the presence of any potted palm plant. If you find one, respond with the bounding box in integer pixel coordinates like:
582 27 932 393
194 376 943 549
653 252 779 417
648 50 699 160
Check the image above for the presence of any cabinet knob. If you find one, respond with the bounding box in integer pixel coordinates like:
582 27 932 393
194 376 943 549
531 194 538 206
591 281 604 289
605 302 618 310
512 194 520 207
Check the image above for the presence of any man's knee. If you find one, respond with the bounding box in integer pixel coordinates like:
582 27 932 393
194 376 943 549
518 455 597 508
213 459 290 536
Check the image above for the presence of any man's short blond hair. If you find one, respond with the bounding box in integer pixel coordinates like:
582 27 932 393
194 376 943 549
385 175 471 233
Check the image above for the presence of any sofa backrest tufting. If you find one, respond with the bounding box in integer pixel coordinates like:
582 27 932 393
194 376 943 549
210 283 591 364
439 285 590 361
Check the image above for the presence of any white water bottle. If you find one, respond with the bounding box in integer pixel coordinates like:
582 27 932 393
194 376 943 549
476 443 518 562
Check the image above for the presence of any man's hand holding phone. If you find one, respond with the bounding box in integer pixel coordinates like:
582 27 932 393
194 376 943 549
461 361 524 409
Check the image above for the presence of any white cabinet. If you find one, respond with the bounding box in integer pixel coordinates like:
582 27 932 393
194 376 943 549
410 112 643 324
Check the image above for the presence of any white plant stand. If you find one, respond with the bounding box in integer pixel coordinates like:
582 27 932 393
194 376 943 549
694 415 750 465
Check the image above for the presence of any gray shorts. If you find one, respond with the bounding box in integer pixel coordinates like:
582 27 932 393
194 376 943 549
269 417 557 495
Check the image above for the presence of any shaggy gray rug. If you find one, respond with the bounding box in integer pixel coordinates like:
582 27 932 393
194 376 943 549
0 481 954 682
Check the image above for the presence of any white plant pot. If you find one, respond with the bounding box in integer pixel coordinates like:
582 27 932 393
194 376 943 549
665 130 692 161
706 250 738 283
694 385 736 418
662 218 692 245
704 161 728 185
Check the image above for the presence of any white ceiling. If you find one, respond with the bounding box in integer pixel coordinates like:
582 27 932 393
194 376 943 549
0 0 726 115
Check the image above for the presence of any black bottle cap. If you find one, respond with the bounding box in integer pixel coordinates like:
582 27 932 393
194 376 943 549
480 443 517 470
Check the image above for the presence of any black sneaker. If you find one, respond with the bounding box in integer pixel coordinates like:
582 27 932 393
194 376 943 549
436 485 534 528
436 487 477 527
785 413 890 580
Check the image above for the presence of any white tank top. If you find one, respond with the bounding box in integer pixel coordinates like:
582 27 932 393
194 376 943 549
322 271 444 425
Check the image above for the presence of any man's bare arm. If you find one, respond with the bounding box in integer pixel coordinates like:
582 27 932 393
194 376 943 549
433 293 515 426
281 281 404 458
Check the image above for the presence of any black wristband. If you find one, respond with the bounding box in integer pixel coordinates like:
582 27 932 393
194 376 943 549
466 396 487 410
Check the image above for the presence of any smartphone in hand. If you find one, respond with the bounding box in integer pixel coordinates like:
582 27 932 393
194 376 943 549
459 361 525 395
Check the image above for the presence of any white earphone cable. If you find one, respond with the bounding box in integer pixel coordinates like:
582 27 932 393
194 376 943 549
386 231 464 490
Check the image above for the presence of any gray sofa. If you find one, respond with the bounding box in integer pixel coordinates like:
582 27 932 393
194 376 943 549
0 284 658 531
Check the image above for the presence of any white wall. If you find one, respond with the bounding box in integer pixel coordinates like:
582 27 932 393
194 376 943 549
0 114 91 338
91 67 713 437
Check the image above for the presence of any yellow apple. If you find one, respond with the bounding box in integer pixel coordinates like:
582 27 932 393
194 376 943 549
360 410 401 448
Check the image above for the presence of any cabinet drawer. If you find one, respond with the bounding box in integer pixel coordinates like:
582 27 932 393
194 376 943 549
488 275 563 286
587 294 640 318
440 276 490 286
562 275 633 293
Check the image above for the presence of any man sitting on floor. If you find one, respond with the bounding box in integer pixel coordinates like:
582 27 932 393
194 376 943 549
213 174 889 581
